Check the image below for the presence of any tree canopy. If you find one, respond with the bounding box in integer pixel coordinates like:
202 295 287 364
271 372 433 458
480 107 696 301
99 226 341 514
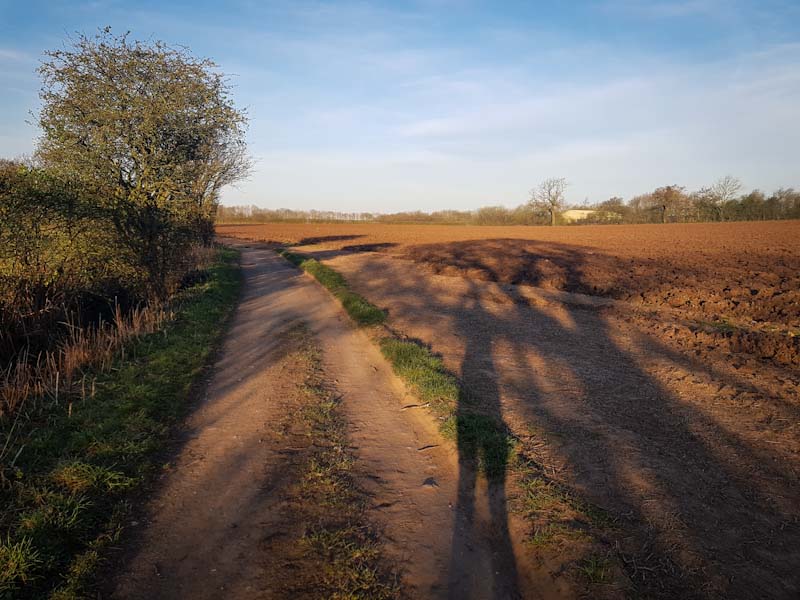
36 28 250 294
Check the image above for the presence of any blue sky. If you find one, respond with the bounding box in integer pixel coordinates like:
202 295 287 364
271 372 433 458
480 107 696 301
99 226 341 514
1 0 799 211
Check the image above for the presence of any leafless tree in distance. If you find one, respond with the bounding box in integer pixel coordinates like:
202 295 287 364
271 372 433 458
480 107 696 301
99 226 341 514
710 175 743 221
529 177 568 226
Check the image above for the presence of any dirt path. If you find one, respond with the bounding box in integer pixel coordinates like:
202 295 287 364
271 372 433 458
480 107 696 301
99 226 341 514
112 244 557 599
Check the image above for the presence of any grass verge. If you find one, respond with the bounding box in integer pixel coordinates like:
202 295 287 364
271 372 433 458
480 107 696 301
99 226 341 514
0 247 241 599
277 249 386 326
379 337 618 557
379 333 623 592
378 337 512 478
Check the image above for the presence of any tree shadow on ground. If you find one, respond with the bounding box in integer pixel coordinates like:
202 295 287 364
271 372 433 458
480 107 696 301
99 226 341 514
396 237 800 327
297 234 365 246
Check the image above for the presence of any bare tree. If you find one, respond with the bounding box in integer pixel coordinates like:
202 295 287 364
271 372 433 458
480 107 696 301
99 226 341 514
529 177 567 226
710 176 742 221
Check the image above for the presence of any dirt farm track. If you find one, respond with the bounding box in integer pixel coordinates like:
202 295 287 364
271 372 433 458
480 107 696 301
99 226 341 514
218 221 800 598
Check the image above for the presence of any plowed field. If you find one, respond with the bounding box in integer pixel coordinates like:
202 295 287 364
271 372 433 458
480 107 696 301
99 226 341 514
219 221 800 358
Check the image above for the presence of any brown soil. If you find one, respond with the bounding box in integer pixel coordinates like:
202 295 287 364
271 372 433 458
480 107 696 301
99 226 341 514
111 245 572 599
219 221 800 367
316 250 800 598
214 222 800 599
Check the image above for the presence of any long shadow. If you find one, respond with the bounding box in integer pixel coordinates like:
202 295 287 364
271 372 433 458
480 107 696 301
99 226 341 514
402 237 800 327
330 244 800 599
494 299 776 596
295 241 523 596
447 277 521 599
297 234 365 245
341 242 398 253
294 242 399 263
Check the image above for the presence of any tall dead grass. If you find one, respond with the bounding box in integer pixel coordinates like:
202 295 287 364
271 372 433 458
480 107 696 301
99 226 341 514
0 303 171 418
0 243 217 419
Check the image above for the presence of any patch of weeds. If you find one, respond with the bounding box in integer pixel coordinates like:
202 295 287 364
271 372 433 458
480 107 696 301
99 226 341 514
303 527 396 600
518 477 568 514
289 328 399 599
0 537 42 595
378 338 459 414
515 477 595 550
578 555 613 584
698 319 738 334
512 452 616 555
299 258 348 291
277 249 386 326
517 467 614 526
529 523 588 547
0 247 241 599
50 463 136 495
49 503 126 600
378 338 514 480
17 492 93 555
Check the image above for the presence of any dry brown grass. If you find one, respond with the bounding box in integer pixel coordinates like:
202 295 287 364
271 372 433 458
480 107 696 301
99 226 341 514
0 244 219 418
0 303 170 418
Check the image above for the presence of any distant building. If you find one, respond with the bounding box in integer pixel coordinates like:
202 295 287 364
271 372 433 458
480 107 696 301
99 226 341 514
561 209 623 223
561 209 598 222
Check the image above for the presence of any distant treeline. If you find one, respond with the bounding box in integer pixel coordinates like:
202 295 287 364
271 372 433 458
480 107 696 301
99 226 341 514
218 181 800 226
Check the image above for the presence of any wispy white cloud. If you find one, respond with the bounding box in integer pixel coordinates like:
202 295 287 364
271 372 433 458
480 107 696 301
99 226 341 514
2 0 798 211
0 48 35 63
224 37 800 210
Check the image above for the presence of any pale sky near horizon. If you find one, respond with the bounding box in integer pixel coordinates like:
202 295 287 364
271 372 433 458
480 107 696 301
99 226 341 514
1 0 799 212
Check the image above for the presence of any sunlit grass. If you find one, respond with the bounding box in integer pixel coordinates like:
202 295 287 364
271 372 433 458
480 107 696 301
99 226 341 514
0 247 241 599
278 249 386 327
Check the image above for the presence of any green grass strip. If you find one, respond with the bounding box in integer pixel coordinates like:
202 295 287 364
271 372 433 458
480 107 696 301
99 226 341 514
0 247 241 599
278 247 612 561
377 338 459 415
378 338 511 478
277 249 618 578
277 250 386 327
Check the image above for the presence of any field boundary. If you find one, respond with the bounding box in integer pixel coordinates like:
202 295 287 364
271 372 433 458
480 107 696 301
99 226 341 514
0 247 242 599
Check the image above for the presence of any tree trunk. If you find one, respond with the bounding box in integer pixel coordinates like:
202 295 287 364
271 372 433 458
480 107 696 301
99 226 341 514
550 208 555 226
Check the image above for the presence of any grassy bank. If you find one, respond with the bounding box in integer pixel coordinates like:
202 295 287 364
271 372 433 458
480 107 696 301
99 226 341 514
379 324 620 588
277 249 516 477
278 249 386 326
0 247 241 599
